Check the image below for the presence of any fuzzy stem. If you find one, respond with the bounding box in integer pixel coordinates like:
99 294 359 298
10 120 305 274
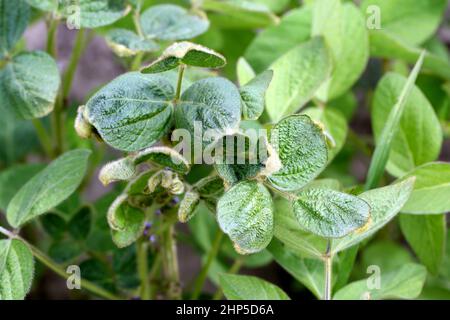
62 29 87 99
161 224 181 299
174 64 186 102
137 238 150 300
323 240 333 300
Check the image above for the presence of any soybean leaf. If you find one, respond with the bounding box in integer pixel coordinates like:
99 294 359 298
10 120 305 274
332 178 416 254
99 158 137 186
41 213 67 240
68 206 93 241
0 163 45 211
49 238 83 263
292 189 370 238
334 263 427 300
7 149 91 228
219 274 290 300
140 4 209 41
360 240 413 273
132 146 190 174
84 72 174 152
141 42 226 73
236 57 255 86
268 115 328 192
240 70 273 120
303 107 348 163
178 191 200 223
400 214 446 274
399 162 450 214
25 0 57 12
244 7 312 73
0 0 30 58
361 0 447 46
365 53 425 190
0 51 61 119
372 72 442 178
217 181 273 254
0 239 34 300
193 175 224 199
265 37 331 122
105 29 159 57
174 77 241 149
80 259 115 292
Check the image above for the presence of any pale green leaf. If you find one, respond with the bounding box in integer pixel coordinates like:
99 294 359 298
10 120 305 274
105 29 159 57
217 181 273 254
0 0 30 58
240 70 273 120
25 0 57 11
219 274 290 300
7 149 91 228
236 57 255 86
178 191 200 223
99 157 137 186
0 239 34 300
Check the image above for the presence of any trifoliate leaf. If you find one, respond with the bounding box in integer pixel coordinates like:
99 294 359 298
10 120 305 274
105 29 159 57
240 70 273 120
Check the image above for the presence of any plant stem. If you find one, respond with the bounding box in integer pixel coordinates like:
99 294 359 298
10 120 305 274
175 64 186 102
130 0 145 71
46 17 59 57
131 53 144 71
191 230 224 299
161 224 181 299
212 257 244 300
149 252 162 299
31 119 53 158
323 240 333 300
137 238 150 300
62 28 87 99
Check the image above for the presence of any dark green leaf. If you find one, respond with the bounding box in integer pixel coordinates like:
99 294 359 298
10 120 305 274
240 70 273 120
219 274 290 300
0 0 30 58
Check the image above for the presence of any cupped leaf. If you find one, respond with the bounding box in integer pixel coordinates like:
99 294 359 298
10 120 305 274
99 157 137 186
265 37 331 122
132 146 190 174
334 263 427 300
240 70 273 120
372 72 442 178
7 149 91 228
292 189 370 238
0 239 34 300
332 178 416 253
84 72 174 152
217 181 273 254
140 4 209 41
400 214 446 274
105 29 159 57
268 115 328 192
399 162 450 214
178 191 200 223
25 0 56 11
193 175 224 199
219 274 290 300
141 42 226 73
0 0 30 58
174 77 241 149
0 51 61 119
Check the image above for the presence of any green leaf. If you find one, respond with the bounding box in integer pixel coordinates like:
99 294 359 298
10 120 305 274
25 0 57 12
0 239 34 300
360 240 413 273
292 188 370 238
105 29 159 57
193 175 224 199
141 41 226 73
399 162 450 214
140 4 209 41
7 149 91 228
178 191 200 223
0 0 30 58
303 107 348 163
372 72 442 178
80 259 115 292
332 178 416 253
41 213 67 240
361 0 447 46
400 214 446 274
244 7 312 73
240 70 273 120
174 77 241 149
217 181 273 254
99 157 137 186
236 57 255 86
265 37 331 122
0 51 61 119
0 164 45 211
334 263 427 300
84 72 174 152
132 146 190 174
49 238 83 263
219 274 290 300
68 206 93 241
268 115 328 191
365 53 425 190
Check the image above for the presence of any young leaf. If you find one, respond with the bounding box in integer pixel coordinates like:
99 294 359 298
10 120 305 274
132 146 190 174
25 0 56 12
217 181 273 254
268 115 328 192
140 4 209 41
332 178 415 253
105 29 159 57
193 175 224 199
0 239 34 300
372 73 442 177
292 189 370 238
236 57 256 86
99 157 137 186
364 52 425 190
141 42 226 74
219 274 290 300
0 51 61 119
7 149 91 228
399 162 450 214
334 263 427 300
240 70 273 120
0 0 30 58
178 191 200 223
400 214 446 274
265 37 331 122
84 72 174 152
